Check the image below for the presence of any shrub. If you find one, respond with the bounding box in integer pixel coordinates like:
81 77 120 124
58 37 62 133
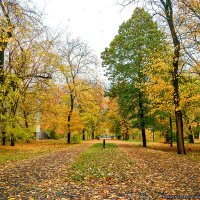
71 133 82 143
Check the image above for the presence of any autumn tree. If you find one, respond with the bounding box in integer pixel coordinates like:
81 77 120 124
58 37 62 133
101 7 167 147
39 84 68 137
144 49 175 144
178 0 199 72
103 98 122 138
179 75 200 143
0 0 57 145
118 0 200 154
0 0 44 145
0 0 18 145
58 36 98 143
74 80 106 140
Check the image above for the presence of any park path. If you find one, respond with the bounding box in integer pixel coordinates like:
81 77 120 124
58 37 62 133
0 140 200 199
0 140 96 199
54 141 199 200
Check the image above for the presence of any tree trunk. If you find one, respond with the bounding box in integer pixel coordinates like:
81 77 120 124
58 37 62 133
103 139 105 148
1 105 7 145
92 129 95 140
0 50 5 146
67 94 74 144
188 125 194 143
152 131 155 142
184 114 194 144
175 110 186 154
139 92 146 147
162 0 185 154
188 134 194 143
67 113 71 144
82 129 85 140
23 110 29 128
10 134 15 146
142 128 146 147
169 116 173 147
2 131 6 145
165 131 170 143
67 131 71 144
9 82 18 147
125 124 129 140
0 50 4 84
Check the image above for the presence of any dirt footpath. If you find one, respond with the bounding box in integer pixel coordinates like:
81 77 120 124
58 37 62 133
0 141 95 199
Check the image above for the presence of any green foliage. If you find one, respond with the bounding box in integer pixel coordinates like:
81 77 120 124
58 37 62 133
6 123 35 143
101 7 167 136
101 7 166 83
71 133 82 144
45 130 64 140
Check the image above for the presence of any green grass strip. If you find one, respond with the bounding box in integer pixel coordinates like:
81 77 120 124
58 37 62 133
67 142 134 181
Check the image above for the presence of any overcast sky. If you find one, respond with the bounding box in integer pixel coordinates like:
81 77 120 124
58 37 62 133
35 0 136 56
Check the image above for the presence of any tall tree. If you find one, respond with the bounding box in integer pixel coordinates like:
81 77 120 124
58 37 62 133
0 0 56 145
0 0 15 145
104 98 122 139
101 7 167 147
58 37 97 143
117 0 190 154
0 0 43 145
76 80 106 140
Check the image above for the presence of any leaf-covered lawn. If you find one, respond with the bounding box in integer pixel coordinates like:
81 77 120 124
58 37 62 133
0 140 199 199
118 141 200 199
0 140 95 199
0 139 71 164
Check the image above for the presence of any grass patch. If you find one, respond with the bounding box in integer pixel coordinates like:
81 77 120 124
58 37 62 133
67 142 134 181
92 142 116 148
0 139 71 164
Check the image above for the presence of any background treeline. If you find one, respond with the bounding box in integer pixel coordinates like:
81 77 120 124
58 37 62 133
0 0 108 145
0 0 199 155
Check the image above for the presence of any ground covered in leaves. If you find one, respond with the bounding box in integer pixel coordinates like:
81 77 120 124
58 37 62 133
0 139 73 164
0 140 200 199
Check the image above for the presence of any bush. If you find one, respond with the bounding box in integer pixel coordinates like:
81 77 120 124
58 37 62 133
50 130 58 139
71 133 82 143
8 125 35 143
46 130 64 140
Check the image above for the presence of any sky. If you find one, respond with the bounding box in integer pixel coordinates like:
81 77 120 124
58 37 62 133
35 0 136 57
